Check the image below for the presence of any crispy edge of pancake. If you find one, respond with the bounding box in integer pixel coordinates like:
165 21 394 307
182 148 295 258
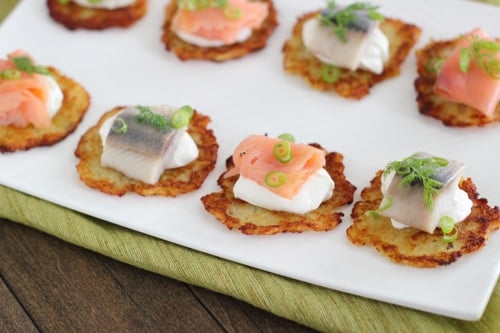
200 146 357 235
282 12 422 100
0 67 91 153
47 0 147 30
414 37 500 127
346 170 500 268
161 0 278 62
74 107 219 197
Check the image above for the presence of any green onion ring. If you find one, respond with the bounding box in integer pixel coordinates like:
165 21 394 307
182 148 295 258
439 215 455 234
1 69 21 80
320 64 340 83
224 6 243 19
273 140 292 163
459 47 471 73
171 105 194 129
111 117 128 134
442 227 458 243
277 133 295 142
425 57 445 74
264 171 287 188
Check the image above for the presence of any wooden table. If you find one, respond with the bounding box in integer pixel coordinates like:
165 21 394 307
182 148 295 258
0 218 316 332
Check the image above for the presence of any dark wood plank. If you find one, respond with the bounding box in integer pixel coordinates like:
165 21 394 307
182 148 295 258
0 219 222 332
190 285 317 333
0 219 316 332
0 275 38 333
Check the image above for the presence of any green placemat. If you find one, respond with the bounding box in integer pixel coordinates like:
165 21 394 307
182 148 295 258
0 0 18 23
1 186 499 332
0 2 498 332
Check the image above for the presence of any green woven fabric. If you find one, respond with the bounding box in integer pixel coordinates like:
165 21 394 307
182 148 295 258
1 186 499 332
0 2 498 332
0 0 18 23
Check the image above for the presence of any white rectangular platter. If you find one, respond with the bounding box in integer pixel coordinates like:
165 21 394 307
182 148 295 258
1 0 499 321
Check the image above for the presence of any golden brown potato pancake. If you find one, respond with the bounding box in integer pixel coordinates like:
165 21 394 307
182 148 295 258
75 107 218 196
161 0 278 62
347 170 500 268
0 67 90 153
47 0 147 30
414 36 500 127
201 146 356 235
283 12 421 99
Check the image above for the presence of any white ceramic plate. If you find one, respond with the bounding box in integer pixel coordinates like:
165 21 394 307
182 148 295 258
1 0 499 321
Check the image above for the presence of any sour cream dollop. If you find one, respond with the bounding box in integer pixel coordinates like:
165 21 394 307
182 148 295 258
175 28 252 47
72 0 135 10
44 75 64 118
233 168 334 215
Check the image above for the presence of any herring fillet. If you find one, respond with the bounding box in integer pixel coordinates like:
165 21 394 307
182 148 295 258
380 153 468 233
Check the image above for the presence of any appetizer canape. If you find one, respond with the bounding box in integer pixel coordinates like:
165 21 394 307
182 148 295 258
347 152 500 267
415 27 500 126
0 50 90 152
47 0 147 30
75 105 218 196
201 133 356 235
283 0 421 99
161 0 278 62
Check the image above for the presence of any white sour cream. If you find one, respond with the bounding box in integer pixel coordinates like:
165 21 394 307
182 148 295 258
44 75 63 117
72 0 135 10
99 106 199 184
174 28 252 47
302 18 389 74
233 168 334 215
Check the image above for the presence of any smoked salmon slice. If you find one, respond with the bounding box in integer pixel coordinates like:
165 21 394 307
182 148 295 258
172 0 268 44
434 27 500 117
225 134 326 199
0 51 52 128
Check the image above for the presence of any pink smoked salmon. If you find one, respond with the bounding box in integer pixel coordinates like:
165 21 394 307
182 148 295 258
172 0 268 45
434 27 500 117
0 51 52 128
225 134 326 199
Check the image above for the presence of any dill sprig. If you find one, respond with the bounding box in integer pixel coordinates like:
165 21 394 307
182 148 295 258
383 155 449 211
459 36 500 79
10 56 50 76
318 0 383 42
135 106 169 130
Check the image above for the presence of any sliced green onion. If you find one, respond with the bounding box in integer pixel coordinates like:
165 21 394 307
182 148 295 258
58 0 71 4
439 215 458 244
264 171 287 188
88 0 104 4
277 133 295 142
459 47 470 73
431 157 449 167
214 0 228 7
273 140 292 163
439 216 455 234
442 228 458 243
425 57 445 74
224 6 243 19
171 105 194 129
469 38 500 79
320 64 340 83
366 196 393 219
1 68 21 80
111 117 128 134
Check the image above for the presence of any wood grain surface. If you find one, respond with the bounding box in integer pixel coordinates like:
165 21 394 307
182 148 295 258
0 218 317 332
